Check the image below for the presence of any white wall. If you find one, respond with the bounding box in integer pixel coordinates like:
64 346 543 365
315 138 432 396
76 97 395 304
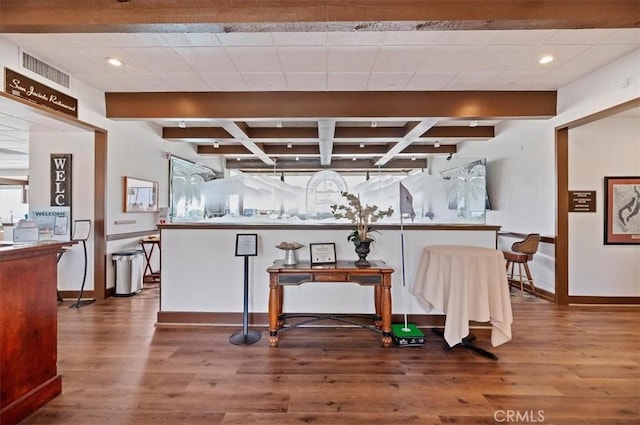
568 117 640 296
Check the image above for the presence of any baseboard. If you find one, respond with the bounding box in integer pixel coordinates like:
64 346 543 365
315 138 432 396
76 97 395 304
0 375 61 425
58 290 95 300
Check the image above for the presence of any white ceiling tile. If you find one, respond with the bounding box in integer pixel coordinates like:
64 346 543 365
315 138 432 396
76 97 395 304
383 31 442 45
445 71 502 89
74 72 139 92
173 47 237 72
328 31 386 46
327 72 369 90
1 34 64 48
485 29 556 45
406 72 457 90
78 47 157 73
157 73 210 91
160 33 222 47
285 73 327 90
278 46 327 72
50 33 121 47
225 47 282 72
217 33 274 46
272 32 328 46
436 30 500 45
328 46 378 72
124 73 172 91
242 72 287 90
418 46 478 72
124 47 193 72
367 72 413 90
546 28 640 44
200 73 250 91
372 46 429 72
465 44 592 72
106 33 169 47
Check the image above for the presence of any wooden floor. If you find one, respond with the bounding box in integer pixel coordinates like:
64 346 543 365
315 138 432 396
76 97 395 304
20 286 640 425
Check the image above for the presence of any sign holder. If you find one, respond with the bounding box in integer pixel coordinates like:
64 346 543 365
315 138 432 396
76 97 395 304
229 234 261 345
68 220 95 309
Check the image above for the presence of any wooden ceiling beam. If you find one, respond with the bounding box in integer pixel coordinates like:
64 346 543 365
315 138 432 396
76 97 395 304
2 1 638 32
226 158 427 171
197 145 252 155
162 127 232 139
421 126 495 138
107 91 557 120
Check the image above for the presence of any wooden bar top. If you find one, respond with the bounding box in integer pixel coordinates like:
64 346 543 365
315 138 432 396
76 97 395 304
0 241 75 262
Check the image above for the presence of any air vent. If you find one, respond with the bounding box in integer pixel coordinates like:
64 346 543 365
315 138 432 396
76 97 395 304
22 52 70 88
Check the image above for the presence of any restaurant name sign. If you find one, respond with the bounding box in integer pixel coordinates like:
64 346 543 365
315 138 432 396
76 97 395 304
4 68 78 118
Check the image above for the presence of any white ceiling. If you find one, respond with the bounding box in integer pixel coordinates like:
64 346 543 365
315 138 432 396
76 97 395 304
1 28 639 172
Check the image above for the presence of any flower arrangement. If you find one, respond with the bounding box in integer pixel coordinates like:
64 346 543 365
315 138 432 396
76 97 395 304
331 191 394 246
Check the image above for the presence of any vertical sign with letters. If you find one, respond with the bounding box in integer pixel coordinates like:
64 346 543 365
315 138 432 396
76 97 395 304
51 154 72 207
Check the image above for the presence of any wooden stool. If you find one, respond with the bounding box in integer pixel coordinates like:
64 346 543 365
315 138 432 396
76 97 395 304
503 234 540 296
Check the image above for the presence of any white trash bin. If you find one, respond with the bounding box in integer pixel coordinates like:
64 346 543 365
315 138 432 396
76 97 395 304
112 249 144 296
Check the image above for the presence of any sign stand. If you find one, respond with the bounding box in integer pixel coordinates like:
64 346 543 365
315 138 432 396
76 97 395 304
229 234 261 345
68 220 95 309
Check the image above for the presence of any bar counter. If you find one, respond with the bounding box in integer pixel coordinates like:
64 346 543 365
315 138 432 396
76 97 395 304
0 241 73 425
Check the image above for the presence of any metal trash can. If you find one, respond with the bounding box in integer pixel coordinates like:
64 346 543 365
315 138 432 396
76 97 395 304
112 249 144 296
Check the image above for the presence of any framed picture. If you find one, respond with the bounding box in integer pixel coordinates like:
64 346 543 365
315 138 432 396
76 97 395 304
310 243 336 265
124 177 159 213
604 176 640 245
235 233 258 256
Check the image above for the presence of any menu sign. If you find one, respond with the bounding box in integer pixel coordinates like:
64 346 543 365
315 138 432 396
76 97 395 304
4 68 78 117
569 191 596 212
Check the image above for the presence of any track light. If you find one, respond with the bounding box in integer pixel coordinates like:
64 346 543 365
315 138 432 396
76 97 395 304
178 121 186 128
276 120 283 128
371 121 377 128
434 141 440 148
295 156 300 161
446 153 453 161
469 120 478 128
213 141 219 148
411 156 416 161
352 156 357 161
286 142 292 149
359 142 365 148
236 157 241 161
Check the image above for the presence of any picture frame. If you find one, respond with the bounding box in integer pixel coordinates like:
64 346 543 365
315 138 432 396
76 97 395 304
604 176 640 245
124 177 159 213
235 233 258 256
310 243 337 265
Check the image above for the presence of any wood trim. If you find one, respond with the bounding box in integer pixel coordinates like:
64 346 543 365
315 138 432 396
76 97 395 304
0 178 28 186
94 130 107 300
106 230 159 242
106 91 557 120
556 127 569 306
561 98 640 130
58 290 95 300
2 0 639 32
0 375 61 425
567 296 640 305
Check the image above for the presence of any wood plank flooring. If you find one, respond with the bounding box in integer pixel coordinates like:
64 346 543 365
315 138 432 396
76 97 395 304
19 286 640 425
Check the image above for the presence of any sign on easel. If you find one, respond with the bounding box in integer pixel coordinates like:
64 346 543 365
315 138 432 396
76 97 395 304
230 233 261 345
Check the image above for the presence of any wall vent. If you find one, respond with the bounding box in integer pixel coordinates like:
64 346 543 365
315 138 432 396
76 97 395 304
22 52 70 88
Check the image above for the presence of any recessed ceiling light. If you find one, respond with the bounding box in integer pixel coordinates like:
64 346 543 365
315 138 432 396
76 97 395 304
371 121 377 128
236 157 241 161
106 57 124 67
276 120 283 128
539 55 554 64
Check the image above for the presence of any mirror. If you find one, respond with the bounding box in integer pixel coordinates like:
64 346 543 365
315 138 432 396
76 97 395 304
124 177 158 213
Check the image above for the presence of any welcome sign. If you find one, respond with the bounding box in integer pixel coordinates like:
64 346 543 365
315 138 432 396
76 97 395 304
4 68 78 117
51 154 72 207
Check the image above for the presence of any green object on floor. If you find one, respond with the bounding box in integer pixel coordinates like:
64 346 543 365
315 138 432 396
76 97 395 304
391 323 425 346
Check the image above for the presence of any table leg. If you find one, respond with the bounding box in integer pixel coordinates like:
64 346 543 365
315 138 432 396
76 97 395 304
374 286 382 329
380 277 392 347
268 275 279 347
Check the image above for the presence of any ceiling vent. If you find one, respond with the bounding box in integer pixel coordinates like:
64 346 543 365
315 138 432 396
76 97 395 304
22 52 70 88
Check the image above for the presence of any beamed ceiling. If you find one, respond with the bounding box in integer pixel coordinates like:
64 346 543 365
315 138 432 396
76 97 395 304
1 1 639 172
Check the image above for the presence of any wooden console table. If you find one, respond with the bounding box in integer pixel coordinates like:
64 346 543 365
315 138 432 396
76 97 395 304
139 236 160 284
266 260 394 347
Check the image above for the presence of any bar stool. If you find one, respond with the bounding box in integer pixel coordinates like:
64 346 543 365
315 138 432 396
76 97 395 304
503 234 540 296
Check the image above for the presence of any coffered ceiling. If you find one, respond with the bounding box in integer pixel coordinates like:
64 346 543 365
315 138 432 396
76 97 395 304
0 1 639 173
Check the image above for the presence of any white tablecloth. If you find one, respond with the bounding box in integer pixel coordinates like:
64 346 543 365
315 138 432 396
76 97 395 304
412 245 513 347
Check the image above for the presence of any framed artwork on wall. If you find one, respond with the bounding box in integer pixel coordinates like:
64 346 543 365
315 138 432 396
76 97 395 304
604 176 640 245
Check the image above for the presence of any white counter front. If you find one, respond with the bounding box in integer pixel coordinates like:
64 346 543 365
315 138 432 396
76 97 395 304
159 224 499 323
